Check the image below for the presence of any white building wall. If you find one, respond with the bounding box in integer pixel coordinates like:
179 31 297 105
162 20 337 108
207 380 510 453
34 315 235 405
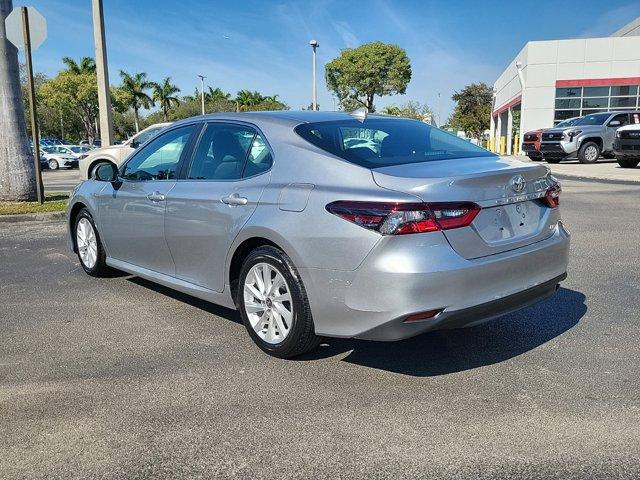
492 18 640 153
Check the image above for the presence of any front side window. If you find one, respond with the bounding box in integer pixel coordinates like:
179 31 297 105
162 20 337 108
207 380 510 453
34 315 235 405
133 126 165 146
122 125 194 181
608 113 629 126
187 124 268 180
295 118 494 169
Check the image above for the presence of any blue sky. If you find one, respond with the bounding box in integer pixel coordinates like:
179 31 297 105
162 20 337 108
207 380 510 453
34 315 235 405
22 0 640 120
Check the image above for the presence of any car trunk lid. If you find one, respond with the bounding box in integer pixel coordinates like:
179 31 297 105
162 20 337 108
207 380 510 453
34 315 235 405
371 156 558 259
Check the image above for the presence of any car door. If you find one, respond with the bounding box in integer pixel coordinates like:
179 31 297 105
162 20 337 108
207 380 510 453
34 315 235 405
164 122 273 292
97 124 198 275
605 113 630 150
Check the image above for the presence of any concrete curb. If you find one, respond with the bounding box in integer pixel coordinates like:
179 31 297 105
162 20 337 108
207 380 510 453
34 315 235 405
0 211 66 224
553 173 640 186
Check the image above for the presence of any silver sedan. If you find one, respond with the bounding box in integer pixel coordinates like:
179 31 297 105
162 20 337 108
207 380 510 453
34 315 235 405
67 111 570 358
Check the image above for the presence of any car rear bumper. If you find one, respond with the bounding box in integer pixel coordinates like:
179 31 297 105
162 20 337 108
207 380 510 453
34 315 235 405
300 222 570 340
614 139 640 157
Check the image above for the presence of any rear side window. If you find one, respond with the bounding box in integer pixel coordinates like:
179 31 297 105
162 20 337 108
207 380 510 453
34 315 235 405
187 123 272 180
243 133 273 177
295 118 494 169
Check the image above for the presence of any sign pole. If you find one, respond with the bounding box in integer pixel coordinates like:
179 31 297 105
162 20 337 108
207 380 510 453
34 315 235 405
21 6 43 204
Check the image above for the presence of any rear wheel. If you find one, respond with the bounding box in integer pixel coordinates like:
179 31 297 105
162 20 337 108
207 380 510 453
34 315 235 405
578 141 600 164
237 246 320 358
617 157 640 169
74 208 110 277
48 159 59 170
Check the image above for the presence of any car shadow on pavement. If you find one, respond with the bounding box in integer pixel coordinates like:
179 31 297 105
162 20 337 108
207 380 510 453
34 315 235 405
300 287 586 377
128 277 242 324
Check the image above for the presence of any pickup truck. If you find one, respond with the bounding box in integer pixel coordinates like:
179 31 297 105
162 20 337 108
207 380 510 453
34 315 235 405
522 117 580 161
540 111 640 164
613 123 640 168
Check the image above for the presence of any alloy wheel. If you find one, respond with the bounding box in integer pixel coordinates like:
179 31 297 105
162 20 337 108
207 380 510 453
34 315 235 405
76 217 98 269
585 145 598 162
243 262 293 344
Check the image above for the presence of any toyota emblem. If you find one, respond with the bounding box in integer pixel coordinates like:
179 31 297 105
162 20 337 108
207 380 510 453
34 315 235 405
510 175 526 193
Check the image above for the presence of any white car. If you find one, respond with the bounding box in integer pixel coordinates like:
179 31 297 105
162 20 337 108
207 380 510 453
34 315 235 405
40 146 78 170
79 123 172 180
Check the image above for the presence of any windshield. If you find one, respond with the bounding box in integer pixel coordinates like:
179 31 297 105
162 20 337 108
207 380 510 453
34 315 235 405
295 118 495 168
556 117 580 128
70 146 89 153
574 113 610 126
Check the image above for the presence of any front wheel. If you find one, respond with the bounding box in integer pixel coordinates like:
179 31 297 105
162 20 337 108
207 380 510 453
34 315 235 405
74 208 111 277
48 159 59 170
617 157 640 169
578 141 601 164
237 246 321 358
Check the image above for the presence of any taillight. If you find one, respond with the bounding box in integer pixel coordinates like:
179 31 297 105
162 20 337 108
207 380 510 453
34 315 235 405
326 201 480 235
542 184 561 208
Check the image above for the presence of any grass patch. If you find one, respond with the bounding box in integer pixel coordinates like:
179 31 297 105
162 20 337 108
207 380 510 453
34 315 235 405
0 193 69 215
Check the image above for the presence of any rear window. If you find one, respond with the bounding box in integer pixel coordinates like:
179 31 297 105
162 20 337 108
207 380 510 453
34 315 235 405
295 118 495 168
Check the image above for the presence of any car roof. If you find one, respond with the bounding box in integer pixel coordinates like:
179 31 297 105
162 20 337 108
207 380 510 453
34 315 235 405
171 110 400 128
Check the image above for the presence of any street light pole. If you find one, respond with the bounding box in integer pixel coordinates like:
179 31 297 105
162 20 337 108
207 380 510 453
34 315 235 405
515 60 526 155
198 74 206 115
92 0 114 147
309 39 319 111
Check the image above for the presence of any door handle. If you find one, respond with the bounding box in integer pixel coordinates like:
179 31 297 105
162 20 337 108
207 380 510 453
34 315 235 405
221 193 248 206
147 191 165 202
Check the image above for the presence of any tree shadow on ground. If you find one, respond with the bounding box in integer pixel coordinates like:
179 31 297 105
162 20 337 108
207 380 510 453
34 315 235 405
299 287 586 377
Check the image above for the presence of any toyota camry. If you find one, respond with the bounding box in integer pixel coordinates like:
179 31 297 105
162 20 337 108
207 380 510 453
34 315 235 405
67 111 570 358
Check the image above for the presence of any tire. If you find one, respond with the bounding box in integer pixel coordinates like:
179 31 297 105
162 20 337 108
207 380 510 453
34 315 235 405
237 246 321 358
578 141 601 164
545 157 562 164
48 159 59 170
74 208 111 277
527 153 542 161
617 157 640 169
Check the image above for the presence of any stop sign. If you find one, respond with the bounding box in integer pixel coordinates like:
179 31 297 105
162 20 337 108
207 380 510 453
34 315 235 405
4 6 47 50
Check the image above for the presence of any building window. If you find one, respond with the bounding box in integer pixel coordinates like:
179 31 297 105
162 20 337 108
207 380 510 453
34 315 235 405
554 84 640 124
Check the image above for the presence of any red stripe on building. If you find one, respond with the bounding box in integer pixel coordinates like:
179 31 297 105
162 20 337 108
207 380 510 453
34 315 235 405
556 77 640 87
493 95 521 116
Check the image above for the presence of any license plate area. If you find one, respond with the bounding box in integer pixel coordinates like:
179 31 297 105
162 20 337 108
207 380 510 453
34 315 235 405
473 201 544 243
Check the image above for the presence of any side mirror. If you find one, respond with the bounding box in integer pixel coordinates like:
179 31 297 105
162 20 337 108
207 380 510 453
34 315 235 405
609 120 621 127
94 163 118 182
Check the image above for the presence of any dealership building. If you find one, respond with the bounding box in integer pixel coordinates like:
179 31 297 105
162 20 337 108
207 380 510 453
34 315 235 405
490 16 640 155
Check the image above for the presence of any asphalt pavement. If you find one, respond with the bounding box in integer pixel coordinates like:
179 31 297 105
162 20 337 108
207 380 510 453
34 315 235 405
1 179 639 479
41 168 81 193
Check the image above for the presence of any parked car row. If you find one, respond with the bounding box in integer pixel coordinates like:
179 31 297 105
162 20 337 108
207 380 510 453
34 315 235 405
522 111 640 167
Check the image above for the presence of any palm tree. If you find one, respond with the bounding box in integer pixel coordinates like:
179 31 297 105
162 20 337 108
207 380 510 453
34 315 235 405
62 56 96 74
236 90 264 111
0 0 35 201
152 77 180 121
206 86 231 102
119 70 154 132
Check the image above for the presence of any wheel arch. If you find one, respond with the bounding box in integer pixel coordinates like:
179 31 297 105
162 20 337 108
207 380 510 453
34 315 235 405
227 229 301 302
68 201 88 253
579 136 603 149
